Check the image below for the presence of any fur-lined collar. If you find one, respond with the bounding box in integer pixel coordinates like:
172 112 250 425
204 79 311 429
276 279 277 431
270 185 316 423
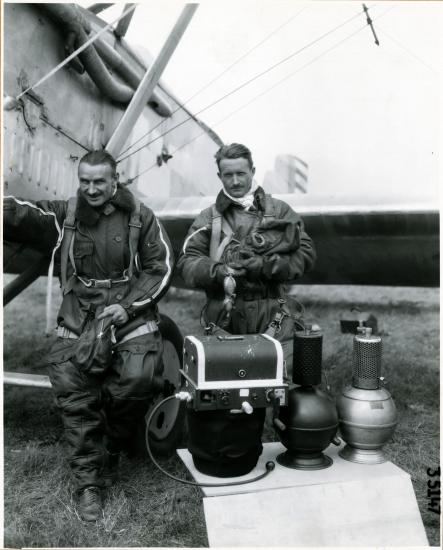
75 184 135 226
215 185 266 214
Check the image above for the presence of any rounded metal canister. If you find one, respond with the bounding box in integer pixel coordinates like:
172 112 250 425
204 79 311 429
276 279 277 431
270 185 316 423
293 329 323 386
337 327 397 464
337 385 397 464
277 328 338 470
277 386 338 464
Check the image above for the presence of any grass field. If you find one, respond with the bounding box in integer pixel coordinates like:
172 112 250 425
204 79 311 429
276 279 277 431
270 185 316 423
3 276 440 547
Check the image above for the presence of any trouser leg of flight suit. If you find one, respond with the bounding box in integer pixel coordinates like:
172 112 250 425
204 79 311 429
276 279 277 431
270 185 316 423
47 338 106 490
103 331 164 454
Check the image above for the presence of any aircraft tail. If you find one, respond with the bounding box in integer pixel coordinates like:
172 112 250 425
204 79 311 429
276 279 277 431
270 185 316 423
263 154 308 194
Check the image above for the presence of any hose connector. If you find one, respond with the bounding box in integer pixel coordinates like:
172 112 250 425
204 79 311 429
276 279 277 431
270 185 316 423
175 391 192 402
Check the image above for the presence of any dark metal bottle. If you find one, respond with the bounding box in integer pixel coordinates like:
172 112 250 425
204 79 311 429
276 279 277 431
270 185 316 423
275 326 339 470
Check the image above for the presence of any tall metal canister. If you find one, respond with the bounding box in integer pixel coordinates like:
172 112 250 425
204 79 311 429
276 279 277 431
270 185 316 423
275 326 339 470
337 327 397 464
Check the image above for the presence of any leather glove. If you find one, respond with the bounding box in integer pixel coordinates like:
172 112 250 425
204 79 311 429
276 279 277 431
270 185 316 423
241 255 264 281
231 250 264 281
262 254 292 280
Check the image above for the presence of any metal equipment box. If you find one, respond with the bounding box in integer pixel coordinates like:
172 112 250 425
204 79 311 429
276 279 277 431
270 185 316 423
181 334 287 411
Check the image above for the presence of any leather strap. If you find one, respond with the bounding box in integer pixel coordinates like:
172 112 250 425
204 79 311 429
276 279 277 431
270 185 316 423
127 198 142 279
118 320 158 344
60 196 142 291
210 204 233 262
60 197 77 292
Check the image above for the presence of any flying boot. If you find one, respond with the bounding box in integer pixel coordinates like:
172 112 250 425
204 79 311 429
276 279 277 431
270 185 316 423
102 450 120 487
77 486 103 522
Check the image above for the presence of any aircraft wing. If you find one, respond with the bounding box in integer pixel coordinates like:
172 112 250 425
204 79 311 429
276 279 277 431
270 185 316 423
3 3 439 291
146 194 439 288
4 192 438 300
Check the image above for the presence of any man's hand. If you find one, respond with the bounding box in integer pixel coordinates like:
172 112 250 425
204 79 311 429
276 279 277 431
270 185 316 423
241 255 263 281
97 304 129 326
230 250 263 281
225 265 247 278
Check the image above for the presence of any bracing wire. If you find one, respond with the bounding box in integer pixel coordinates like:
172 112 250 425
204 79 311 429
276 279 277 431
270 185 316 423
128 25 368 182
118 5 309 158
377 26 437 74
127 4 394 183
117 4 370 165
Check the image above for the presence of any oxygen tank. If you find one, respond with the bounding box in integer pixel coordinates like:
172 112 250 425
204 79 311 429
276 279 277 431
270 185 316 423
337 327 397 464
275 326 339 470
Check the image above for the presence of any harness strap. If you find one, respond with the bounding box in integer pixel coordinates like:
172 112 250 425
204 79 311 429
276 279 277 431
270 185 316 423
68 228 77 278
209 204 234 262
209 206 222 260
60 197 78 292
60 196 142 291
210 194 277 262
263 194 276 218
127 198 142 279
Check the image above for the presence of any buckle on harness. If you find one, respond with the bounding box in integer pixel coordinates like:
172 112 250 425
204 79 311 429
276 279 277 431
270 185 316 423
90 279 112 289
77 275 129 288
268 311 286 334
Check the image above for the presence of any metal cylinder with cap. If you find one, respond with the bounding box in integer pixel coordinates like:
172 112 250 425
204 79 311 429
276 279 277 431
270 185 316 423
352 327 382 389
275 325 339 470
337 327 397 464
292 326 323 386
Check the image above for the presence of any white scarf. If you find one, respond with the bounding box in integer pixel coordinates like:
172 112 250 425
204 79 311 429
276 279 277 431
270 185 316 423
222 179 259 210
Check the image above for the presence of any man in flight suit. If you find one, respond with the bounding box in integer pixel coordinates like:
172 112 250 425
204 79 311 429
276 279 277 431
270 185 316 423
4 150 173 521
176 143 316 476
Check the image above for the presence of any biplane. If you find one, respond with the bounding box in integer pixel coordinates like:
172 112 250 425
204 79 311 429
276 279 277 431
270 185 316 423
3 3 439 452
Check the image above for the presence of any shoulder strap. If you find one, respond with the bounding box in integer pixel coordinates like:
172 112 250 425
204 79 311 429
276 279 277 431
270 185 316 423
209 204 222 260
263 194 276 219
127 198 142 278
61 197 143 287
209 204 234 262
60 197 77 291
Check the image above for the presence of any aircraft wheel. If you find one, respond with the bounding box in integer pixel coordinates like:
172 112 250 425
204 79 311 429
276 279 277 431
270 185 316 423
145 314 187 457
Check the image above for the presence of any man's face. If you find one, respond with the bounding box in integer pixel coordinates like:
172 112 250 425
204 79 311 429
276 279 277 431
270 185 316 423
78 162 117 207
218 157 255 198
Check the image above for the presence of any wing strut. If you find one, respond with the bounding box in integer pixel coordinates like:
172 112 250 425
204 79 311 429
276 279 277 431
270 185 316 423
106 3 199 157
88 3 114 15
114 3 136 38
3 256 49 306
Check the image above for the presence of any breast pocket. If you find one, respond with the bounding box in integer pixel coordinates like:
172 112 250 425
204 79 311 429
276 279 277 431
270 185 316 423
73 240 94 276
